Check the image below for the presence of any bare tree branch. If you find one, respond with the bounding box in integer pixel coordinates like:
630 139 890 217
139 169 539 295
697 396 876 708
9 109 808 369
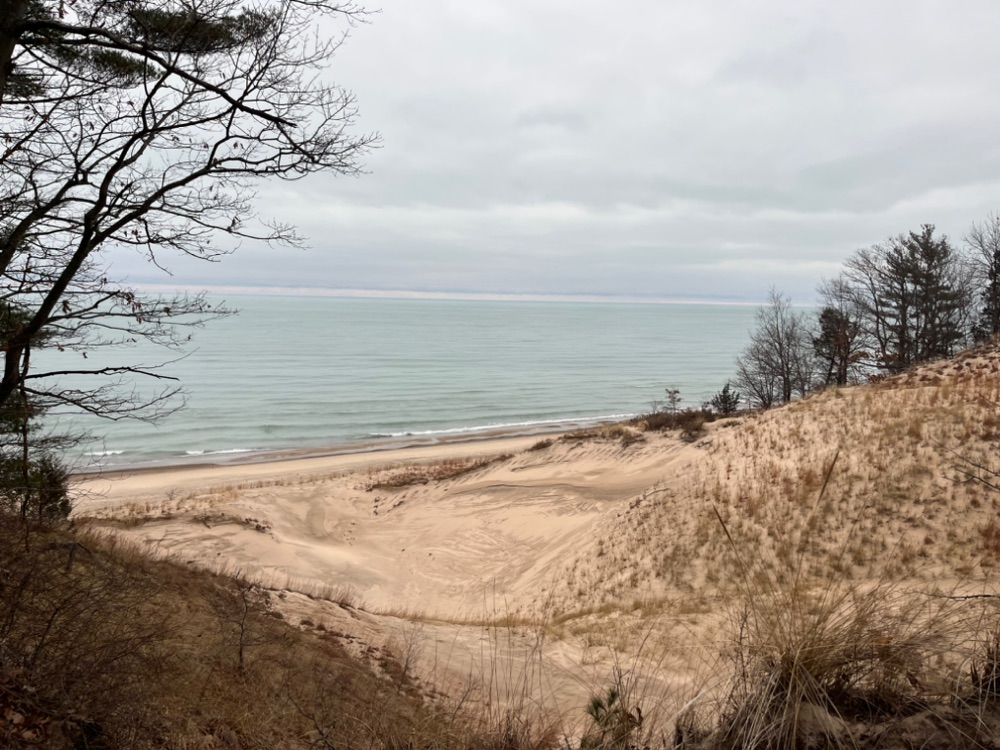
0 0 377 423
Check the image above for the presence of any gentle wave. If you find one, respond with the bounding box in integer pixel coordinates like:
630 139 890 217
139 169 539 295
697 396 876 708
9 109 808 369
83 450 125 457
185 448 261 456
368 413 636 439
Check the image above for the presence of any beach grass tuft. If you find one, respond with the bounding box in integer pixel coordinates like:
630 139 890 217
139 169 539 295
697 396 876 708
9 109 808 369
364 453 513 490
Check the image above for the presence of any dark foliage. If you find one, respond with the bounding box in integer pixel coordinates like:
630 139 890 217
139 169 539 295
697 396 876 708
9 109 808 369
967 212 1000 343
839 225 973 375
709 382 742 415
813 307 862 386
0 0 376 421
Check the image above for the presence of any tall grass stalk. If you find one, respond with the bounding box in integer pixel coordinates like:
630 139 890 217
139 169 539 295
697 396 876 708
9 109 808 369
680 453 983 749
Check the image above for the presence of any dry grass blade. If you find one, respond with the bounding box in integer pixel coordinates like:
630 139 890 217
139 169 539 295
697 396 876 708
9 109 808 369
685 453 990 750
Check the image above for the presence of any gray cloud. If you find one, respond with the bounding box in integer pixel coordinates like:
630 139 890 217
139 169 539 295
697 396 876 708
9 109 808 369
119 0 1000 303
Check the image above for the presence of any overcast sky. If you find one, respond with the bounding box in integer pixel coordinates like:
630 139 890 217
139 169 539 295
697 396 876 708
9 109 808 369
123 0 1000 304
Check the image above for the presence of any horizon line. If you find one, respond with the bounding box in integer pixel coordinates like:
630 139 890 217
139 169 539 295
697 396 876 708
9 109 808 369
131 284 764 306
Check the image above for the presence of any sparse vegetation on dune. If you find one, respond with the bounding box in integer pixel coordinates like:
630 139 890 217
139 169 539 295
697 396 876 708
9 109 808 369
562 424 647 448
21 345 1000 747
629 407 716 437
8 0 1000 740
364 453 514 490
544 343 1000 616
673 512 1000 749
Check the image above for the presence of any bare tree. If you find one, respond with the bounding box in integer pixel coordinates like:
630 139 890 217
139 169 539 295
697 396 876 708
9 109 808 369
0 0 378 422
966 212 1000 341
734 289 814 409
735 339 779 410
209 571 283 673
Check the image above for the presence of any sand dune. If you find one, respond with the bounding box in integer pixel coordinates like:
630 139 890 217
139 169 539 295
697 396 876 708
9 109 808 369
71 346 1000 731
73 430 707 725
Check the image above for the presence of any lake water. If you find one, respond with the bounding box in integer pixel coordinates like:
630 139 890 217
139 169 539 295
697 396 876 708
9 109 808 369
40 294 759 469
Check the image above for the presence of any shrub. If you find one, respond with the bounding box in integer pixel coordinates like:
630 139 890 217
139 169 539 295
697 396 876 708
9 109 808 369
709 382 742 416
630 408 714 436
0 452 71 522
560 425 644 447
581 682 643 750
678 412 707 443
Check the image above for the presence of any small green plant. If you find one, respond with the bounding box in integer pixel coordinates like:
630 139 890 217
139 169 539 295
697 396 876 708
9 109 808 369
581 678 643 750
0 399 72 523
709 382 742 416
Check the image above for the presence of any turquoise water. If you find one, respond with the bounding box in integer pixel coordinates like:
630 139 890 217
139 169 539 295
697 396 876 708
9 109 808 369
40 295 758 469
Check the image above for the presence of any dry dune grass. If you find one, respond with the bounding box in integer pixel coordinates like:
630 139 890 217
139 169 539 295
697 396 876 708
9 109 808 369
364 452 515 490
541 343 1000 620
672 522 1000 749
0 522 578 749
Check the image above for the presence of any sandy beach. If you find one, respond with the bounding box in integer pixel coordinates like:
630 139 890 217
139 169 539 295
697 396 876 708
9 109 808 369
72 428 699 617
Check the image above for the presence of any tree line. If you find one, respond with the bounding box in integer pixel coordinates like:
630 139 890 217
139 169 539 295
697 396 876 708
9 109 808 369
733 217 1000 409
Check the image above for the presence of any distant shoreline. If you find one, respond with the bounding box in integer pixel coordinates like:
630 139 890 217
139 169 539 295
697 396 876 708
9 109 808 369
69 415 623 479
131 284 765 306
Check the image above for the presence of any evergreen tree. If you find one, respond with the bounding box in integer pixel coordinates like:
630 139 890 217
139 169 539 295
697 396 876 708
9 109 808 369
0 301 70 521
840 225 973 374
709 382 742 415
904 225 968 363
813 306 859 386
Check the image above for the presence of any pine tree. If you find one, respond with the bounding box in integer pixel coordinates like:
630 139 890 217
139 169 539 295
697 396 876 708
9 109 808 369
709 382 742 415
813 307 859 386
840 225 972 374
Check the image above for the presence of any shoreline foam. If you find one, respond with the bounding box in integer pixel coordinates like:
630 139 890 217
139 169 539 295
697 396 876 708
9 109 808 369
70 413 631 477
